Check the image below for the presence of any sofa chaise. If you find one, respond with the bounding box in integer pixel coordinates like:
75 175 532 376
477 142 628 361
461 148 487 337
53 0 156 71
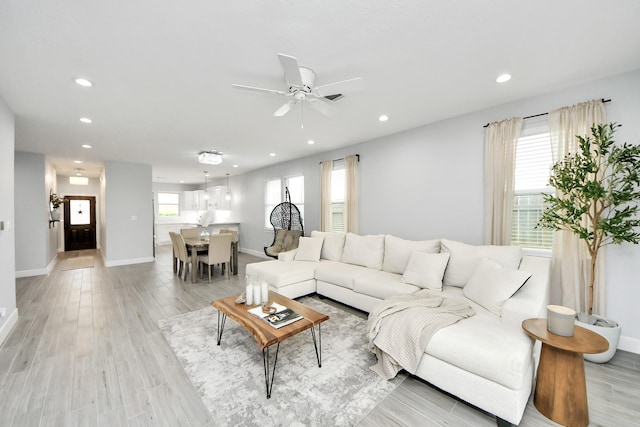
246 231 551 426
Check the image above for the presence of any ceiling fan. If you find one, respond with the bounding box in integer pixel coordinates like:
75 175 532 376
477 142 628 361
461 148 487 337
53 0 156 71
232 53 364 118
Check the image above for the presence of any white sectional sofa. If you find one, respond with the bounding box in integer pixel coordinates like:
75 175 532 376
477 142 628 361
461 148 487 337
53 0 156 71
246 231 551 426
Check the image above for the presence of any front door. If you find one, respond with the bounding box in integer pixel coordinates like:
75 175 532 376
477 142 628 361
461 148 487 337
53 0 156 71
64 196 97 251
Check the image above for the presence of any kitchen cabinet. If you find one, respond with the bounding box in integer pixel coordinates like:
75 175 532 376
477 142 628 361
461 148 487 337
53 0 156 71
207 186 231 210
182 190 207 210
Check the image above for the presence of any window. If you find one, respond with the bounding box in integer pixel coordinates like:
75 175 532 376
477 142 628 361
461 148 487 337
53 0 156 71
264 178 282 228
511 117 554 248
264 175 305 229
157 192 180 217
330 163 345 232
69 199 91 225
285 175 304 221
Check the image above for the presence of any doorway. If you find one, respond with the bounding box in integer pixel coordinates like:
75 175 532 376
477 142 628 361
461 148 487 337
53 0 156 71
64 196 97 251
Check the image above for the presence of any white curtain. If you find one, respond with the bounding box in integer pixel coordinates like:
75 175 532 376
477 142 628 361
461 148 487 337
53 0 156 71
320 160 332 232
549 99 606 314
344 155 359 234
484 117 523 245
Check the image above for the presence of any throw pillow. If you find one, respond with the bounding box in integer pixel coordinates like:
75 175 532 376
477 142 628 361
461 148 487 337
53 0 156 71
441 239 522 287
401 252 450 290
463 258 532 316
294 236 324 262
311 230 346 261
341 233 385 270
382 235 441 274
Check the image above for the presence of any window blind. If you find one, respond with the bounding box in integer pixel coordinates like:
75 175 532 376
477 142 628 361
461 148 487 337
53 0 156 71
511 117 554 248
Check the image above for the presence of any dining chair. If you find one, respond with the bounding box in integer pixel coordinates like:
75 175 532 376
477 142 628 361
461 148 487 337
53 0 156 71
180 227 200 240
181 227 209 256
198 233 233 282
169 231 180 274
219 228 238 242
219 229 239 275
170 231 193 281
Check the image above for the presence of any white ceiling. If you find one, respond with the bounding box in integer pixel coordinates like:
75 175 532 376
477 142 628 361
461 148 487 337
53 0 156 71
1 1 639 184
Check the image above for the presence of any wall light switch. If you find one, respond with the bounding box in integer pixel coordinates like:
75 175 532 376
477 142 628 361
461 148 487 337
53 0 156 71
131 215 138 222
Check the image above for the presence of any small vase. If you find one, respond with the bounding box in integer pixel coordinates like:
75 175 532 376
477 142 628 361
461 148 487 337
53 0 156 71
50 208 61 221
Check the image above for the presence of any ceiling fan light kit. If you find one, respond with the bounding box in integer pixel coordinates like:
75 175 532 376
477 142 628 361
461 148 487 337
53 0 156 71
198 151 223 165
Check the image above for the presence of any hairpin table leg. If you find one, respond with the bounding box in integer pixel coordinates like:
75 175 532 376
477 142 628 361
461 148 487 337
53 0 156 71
310 324 322 367
217 311 227 345
262 343 280 398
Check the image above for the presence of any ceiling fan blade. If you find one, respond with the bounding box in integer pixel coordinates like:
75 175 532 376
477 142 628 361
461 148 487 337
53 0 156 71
232 84 287 96
277 53 304 87
273 101 295 117
314 77 364 97
307 97 334 116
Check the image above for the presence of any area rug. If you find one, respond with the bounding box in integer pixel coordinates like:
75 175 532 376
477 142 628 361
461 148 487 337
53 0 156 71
158 297 406 426
61 255 94 270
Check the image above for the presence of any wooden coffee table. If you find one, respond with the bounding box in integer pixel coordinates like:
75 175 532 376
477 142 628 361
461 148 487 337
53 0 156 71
211 291 329 398
522 318 609 427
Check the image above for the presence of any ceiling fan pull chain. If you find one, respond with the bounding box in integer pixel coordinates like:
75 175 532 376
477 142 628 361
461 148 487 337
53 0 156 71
300 102 304 129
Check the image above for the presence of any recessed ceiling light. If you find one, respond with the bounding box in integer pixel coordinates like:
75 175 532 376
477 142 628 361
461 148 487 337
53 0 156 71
378 115 389 122
74 78 93 87
180 180 184 183
81 144 92 149
269 153 276 157
74 160 83 164
80 117 92 124
496 74 512 83
233 164 239 168
307 140 315 145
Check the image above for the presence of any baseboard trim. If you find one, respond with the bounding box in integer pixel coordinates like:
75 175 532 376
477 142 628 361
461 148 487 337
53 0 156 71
240 248 270 259
0 308 19 346
15 268 48 278
46 256 57 275
618 335 640 355
103 256 155 267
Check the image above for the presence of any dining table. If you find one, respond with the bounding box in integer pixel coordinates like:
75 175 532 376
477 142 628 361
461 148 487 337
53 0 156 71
184 238 239 283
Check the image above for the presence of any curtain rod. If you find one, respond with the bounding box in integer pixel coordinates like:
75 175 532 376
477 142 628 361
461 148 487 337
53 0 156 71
482 98 611 128
319 154 360 164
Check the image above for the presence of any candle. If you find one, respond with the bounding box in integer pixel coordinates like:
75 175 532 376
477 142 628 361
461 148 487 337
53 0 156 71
546 305 576 337
261 280 269 304
245 282 253 306
253 282 262 305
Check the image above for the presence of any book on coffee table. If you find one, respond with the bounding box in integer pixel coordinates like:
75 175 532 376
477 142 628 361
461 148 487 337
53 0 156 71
248 303 303 329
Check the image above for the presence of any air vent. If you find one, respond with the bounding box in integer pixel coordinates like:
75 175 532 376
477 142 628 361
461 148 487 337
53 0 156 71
323 94 344 102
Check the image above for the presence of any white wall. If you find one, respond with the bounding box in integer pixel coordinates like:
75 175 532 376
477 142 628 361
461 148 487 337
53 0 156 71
45 160 59 260
234 69 640 350
14 151 53 276
0 95 17 345
102 161 154 266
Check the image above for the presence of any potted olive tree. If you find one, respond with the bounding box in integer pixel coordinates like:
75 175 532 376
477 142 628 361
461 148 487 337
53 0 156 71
538 122 640 363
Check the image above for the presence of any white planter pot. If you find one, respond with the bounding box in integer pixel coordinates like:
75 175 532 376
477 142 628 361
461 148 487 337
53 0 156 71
576 314 621 363
50 208 61 221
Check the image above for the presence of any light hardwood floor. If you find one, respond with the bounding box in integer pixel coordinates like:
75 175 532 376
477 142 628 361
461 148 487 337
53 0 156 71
1 245 638 426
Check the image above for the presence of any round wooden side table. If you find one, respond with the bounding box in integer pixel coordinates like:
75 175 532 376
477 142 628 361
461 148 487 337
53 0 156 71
522 318 608 427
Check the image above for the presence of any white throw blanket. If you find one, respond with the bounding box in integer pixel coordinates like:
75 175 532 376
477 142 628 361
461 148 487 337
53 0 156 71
367 289 475 380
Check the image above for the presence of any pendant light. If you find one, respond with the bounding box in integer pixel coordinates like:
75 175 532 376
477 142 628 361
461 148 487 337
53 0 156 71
225 173 231 201
203 171 210 200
